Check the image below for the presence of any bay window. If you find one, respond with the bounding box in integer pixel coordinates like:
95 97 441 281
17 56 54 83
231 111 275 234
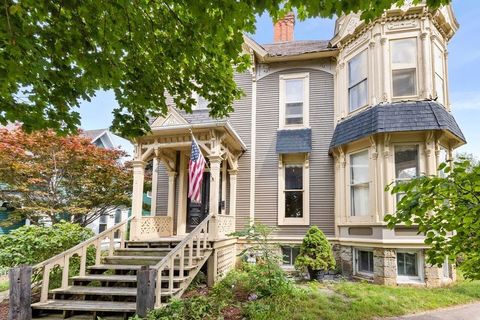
391 38 418 97
279 73 309 127
350 150 370 216
394 145 419 203
348 50 368 112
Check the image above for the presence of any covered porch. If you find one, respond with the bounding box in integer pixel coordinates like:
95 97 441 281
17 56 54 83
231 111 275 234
129 116 246 242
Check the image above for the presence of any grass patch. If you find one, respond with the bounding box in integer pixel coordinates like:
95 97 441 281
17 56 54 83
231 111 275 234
0 279 8 292
244 280 480 320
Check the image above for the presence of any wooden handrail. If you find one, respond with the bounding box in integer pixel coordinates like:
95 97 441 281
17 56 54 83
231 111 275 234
152 214 213 307
33 216 134 303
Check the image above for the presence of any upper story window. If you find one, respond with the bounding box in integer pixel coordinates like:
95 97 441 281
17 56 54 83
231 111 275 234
394 145 419 203
350 150 370 216
279 73 309 128
348 50 368 112
433 44 445 105
391 38 418 97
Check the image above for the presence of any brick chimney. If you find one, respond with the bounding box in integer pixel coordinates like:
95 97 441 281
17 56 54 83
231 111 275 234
273 12 295 42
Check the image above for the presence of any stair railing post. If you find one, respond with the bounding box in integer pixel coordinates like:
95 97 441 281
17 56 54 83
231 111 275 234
61 254 70 288
188 239 193 267
40 265 51 303
136 265 157 318
79 246 87 276
8 265 32 320
109 230 115 256
95 239 102 265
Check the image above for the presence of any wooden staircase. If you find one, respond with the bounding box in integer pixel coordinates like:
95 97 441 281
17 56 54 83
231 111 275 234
29 216 213 319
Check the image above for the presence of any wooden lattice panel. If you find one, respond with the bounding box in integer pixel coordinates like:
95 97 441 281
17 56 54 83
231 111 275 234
138 216 172 239
216 215 235 237
216 243 236 279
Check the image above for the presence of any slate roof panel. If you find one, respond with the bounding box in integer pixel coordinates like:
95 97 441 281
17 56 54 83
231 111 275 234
276 128 312 154
330 101 465 149
262 40 332 57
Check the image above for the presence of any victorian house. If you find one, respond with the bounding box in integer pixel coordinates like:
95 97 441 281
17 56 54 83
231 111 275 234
31 2 466 317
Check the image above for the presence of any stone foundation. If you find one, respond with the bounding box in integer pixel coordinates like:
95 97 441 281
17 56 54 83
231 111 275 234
373 248 397 286
333 245 353 277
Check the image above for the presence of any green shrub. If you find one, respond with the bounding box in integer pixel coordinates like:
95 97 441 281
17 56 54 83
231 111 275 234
295 226 335 280
0 221 94 267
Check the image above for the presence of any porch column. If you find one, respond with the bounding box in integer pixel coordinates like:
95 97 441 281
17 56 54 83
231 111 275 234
209 156 222 216
150 157 159 216
167 171 177 218
131 160 146 240
228 169 238 217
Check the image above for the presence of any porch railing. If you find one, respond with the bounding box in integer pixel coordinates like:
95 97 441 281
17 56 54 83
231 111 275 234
132 216 173 240
32 216 133 303
215 214 235 238
153 214 212 307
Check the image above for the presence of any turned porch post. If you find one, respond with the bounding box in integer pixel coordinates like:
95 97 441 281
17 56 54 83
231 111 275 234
167 171 177 219
208 156 222 216
228 169 238 217
131 160 146 240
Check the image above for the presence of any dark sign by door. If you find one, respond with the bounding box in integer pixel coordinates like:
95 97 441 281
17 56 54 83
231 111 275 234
187 172 210 232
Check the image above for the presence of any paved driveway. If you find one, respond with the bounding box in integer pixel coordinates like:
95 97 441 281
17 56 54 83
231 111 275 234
390 303 480 320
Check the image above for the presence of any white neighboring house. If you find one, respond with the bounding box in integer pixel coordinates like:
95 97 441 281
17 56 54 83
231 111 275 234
81 129 133 236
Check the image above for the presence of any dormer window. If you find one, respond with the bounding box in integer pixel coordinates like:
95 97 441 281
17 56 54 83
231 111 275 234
192 92 209 110
348 50 368 112
391 38 418 97
279 73 310 128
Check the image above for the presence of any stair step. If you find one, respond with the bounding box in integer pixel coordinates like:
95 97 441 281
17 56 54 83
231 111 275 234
114 248 202 256
31 300 136 312
33 316 124 320
88 264 198 272
103 255 205 266
50 285 181 297
71 274 189 283
51 286 137 297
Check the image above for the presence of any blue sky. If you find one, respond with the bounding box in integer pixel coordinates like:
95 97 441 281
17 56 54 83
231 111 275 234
79 1 480 158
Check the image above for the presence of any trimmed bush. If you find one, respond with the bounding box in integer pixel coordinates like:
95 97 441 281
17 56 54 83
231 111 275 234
294 226 335 280
0 221 94 267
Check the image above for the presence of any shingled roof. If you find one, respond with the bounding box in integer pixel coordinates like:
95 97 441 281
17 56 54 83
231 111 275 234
261 40 332 57
330 101 465 149
276 128 312 154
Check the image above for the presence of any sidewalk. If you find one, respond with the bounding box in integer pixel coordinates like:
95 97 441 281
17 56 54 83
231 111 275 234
390 303 480 320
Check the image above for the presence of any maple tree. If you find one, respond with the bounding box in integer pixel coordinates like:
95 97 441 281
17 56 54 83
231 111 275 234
0 0 450 137
0 126 132 226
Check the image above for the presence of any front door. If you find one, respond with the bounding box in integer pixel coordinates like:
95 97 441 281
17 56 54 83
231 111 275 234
187 172 210 232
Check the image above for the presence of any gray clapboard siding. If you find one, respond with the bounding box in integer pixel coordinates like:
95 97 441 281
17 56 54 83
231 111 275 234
255 67 335 237
228 72 252 231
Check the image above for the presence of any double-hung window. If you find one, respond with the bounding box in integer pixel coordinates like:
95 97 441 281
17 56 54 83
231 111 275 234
350 150 370 216
391 38 418 97
99 214 108 233
279 73 309 127
278 154 309 225
348 50 368 112
394 145 419 203
285 164 304 218
433 44 445 105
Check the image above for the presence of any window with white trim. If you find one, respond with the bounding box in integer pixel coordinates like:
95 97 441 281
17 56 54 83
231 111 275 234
350 150 370 216
281 246 300 266
433 44 445 105
99 214 108 233
279 73 309 128
391 38 418 97
355 249 374 275
395 145 419 203
278 154 309 225
397 250 423 283
348 50 368 112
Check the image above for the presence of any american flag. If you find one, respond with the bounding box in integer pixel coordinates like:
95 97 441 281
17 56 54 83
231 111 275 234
188 137 206 203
